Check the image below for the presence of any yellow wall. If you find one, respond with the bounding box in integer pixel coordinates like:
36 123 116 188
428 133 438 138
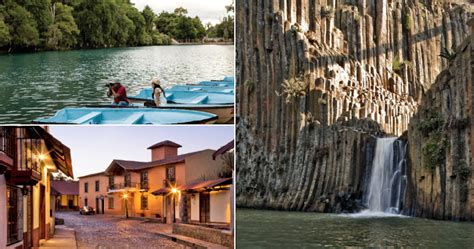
190 194 200 221
184 150 226 183
78 174 109 210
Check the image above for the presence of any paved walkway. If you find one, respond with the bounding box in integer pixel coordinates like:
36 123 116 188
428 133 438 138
39 225 77 248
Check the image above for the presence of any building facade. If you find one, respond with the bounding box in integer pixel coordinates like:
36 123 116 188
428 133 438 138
51 181 79 211
0 127 73 249
77 140 232 226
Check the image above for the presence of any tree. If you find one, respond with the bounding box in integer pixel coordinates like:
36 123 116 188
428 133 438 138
142 5 155 33
22 0 53 37
0 7 12 47
45 3 79 50
174 7 187 16
5 2 40 48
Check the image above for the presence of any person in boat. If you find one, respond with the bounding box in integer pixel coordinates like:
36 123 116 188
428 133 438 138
107 81 129 106
151 79 167 106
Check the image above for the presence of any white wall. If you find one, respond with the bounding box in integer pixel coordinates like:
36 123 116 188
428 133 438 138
190 194 200 221
210 190 230 223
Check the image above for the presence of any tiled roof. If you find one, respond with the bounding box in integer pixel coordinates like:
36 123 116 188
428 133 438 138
212 140 234 159
78 171 105 178
147 140 182 150
106 149 214 173
51 181 79 195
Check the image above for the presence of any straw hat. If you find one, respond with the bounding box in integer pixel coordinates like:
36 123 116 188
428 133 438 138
151 78 161 86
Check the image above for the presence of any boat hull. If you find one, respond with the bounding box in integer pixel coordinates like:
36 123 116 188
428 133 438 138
33 108 218 125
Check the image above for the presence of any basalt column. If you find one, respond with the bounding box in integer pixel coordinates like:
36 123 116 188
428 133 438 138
236 0 472 213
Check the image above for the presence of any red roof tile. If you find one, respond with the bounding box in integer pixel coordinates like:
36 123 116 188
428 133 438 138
151 178 232 195
147 140 182 150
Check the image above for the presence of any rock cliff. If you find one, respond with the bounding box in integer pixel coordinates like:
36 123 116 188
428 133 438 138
404 23 474 220
236 0 473 216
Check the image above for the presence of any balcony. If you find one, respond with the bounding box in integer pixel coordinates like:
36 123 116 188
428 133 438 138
8 167 41 185
140 181 149 191
0 128 15 171
108 182 139 193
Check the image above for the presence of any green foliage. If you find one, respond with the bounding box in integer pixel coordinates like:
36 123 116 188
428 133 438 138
5 2 40 48
439 47 457 62
0 0 176 51
402 11 412 31
45 3 79 50
418 109 448 171
206 16 234 40
422 132 448 171
392 57 413 73
417 111 444 137
155 9 207 42
321 6 335 18
280 76 307 103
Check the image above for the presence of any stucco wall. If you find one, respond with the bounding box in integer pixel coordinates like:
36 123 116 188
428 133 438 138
190 194 200 221
78 174 108 210
184 150 225 183
210 190 230 223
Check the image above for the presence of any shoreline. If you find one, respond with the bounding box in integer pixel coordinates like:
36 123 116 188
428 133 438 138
0 42 234 55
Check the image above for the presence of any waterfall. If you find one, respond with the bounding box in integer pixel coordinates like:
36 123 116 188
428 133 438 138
365 137 407 214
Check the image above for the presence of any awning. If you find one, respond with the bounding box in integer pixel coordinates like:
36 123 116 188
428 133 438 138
180 178 232 192
151 187 171 196
30 127 74 178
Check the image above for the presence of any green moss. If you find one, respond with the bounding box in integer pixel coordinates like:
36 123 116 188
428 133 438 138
416 111 444 137
422 131 449 171
280 76 307 103
321 6 335 18
245 79 254 93
402 12 412 32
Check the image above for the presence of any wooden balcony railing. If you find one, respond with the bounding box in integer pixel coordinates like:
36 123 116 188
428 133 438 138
108 182 138 191
0 128 15 159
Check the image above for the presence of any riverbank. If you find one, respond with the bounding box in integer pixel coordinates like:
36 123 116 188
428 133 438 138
237 208 474 248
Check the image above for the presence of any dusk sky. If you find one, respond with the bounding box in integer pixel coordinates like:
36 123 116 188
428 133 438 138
131 0 233 25
49 126 234 179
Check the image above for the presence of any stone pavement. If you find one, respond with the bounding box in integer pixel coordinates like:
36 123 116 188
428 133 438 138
39 225 77 248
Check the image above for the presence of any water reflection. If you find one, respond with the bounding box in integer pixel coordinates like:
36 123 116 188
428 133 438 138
237 209 474 248
0 45 234 123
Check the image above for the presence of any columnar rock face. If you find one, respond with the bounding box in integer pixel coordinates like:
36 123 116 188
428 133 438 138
236 0 472 214
405 29 474 221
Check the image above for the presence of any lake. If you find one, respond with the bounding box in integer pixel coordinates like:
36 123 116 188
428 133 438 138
0 45 234 124
237 209 474 248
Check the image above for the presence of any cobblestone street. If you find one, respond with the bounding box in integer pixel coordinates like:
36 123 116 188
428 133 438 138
57 212 187 249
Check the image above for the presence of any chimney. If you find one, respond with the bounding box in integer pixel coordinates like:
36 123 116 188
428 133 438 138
147 140 182 161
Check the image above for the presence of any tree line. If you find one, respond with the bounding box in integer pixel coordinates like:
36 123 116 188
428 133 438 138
0 0 234 52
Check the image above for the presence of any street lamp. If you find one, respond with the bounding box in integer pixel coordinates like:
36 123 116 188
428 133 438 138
123 193 129 219
171 188 178 223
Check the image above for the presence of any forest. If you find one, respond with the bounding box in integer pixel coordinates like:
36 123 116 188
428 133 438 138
0 0 234 52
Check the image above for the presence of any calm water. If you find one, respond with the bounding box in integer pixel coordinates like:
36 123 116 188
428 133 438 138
237 209 474 248
0 45 234 123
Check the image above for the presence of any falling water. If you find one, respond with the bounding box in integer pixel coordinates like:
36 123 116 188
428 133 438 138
365 137 407 214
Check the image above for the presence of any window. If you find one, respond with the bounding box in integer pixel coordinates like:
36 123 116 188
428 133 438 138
140 171 148 189
109 176 114 190
84 182 88 193
84 198 88 207
17 129 41 172
124 174 131 187
108 197 114 209
141 195 148 210
7 186 21 245
95 180 99 192
166 166 176 182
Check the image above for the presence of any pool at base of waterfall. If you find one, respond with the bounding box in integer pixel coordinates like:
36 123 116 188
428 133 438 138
237 209 474 248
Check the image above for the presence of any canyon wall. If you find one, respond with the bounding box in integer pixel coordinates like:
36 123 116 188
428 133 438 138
404 25 474 220
236 0 473 215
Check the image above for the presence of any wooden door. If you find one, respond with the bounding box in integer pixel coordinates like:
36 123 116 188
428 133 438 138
40 185 45 239
199 192 210 223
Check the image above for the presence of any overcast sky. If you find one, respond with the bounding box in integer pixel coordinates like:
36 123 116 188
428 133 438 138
131 0 233 25
49 126 234 179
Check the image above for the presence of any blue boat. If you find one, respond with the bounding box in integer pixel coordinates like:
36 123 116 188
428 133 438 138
33 108 218 125
169 84 234 94
130 90 233 105
196 80 234 87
